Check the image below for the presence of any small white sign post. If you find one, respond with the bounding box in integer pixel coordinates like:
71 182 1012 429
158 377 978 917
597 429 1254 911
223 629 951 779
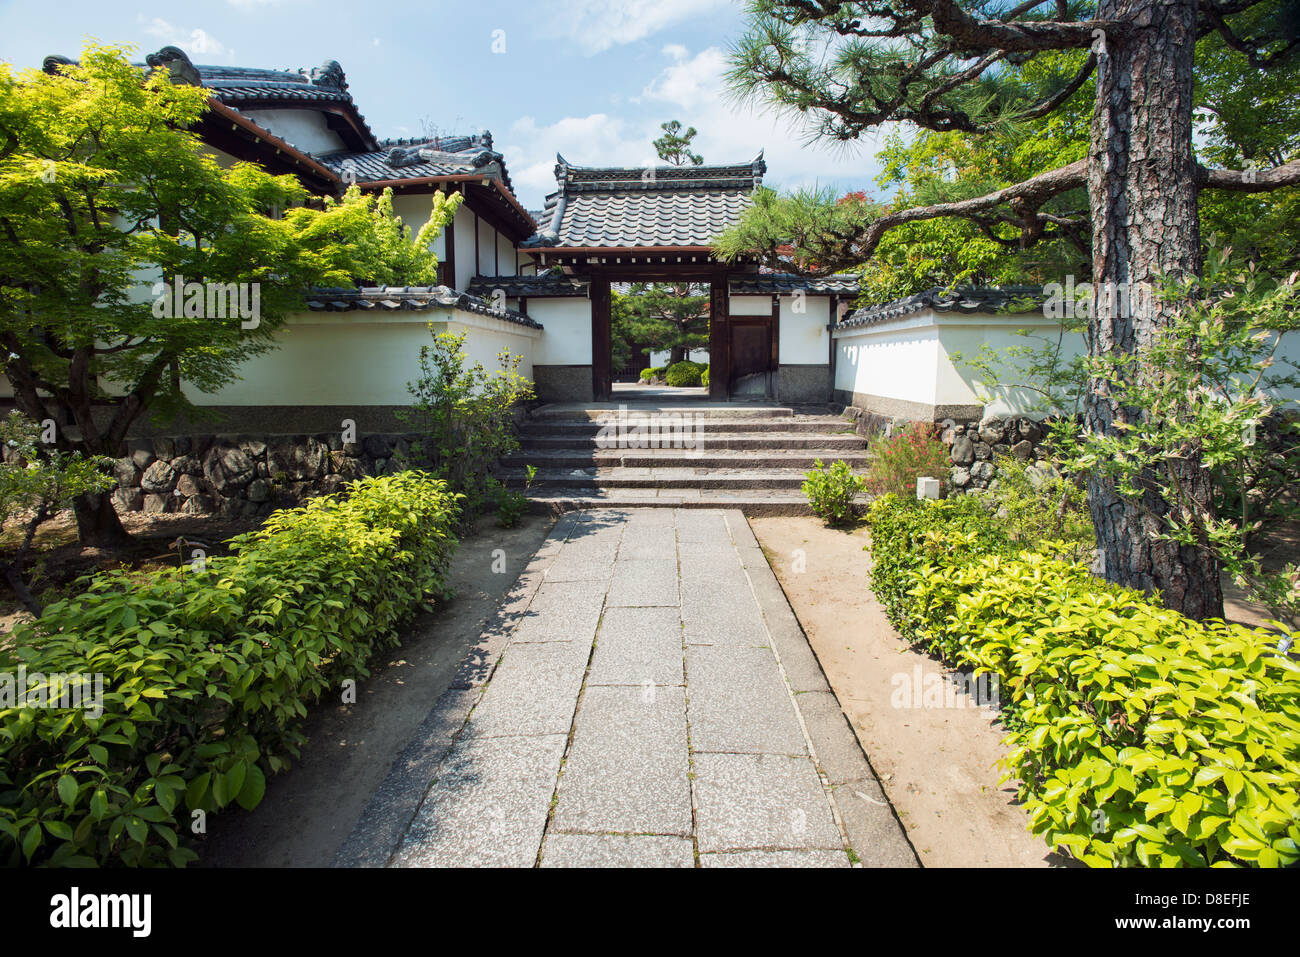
916 476 941 500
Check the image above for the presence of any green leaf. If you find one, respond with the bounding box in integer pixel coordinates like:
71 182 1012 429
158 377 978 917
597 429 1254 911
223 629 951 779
235 764 266 811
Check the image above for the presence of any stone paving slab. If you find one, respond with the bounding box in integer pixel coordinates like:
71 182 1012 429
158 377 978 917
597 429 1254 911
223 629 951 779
700 849 851 868
390 733 567 868
681 608 769 647
607 558 679 607
352 507 916 868
618 524 678 560
540 834 696 868
510 580 606 641
685 645 808 755
331 687 478 867
588 606 685 687
675 510 731 542
550 686 692 837
460 640 590 738
693 752 843 853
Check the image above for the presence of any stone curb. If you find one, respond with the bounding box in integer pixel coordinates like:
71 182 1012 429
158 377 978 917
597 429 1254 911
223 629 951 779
723 511 920 868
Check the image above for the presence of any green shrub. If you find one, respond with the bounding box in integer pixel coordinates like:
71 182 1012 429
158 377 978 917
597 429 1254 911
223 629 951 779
802 459 867 525
864 495 1300 867
701 366 710 388
984 454 1094 563
640 366 667 382
398 328 533 515
496 464 536 528
664 360 705 387
865 421 951 498
0 472 461 867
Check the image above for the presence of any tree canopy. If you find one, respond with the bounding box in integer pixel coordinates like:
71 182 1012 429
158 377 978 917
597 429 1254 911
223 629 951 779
612 283 710 369
0 43 460 544
715 0 1300 620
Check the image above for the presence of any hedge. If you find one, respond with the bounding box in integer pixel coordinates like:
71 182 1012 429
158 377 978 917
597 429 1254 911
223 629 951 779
0 472 461 866
664 360 705 387
865 494 1300 867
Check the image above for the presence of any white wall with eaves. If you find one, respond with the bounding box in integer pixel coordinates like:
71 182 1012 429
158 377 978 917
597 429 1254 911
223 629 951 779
175 308 539 407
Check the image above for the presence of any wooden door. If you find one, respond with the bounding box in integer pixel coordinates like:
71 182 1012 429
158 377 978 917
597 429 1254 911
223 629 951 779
729 320 772 390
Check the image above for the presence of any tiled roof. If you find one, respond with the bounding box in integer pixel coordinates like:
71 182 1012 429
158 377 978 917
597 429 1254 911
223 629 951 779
195 64 354 105
316 132 515 192
303 285 542 329
838 286 1047 329
523 154 766 250
730 273 860 295
465 274 589 298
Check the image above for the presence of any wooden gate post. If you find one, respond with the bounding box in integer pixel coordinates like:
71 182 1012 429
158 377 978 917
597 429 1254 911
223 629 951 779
709 269 729 399
591 275 612 401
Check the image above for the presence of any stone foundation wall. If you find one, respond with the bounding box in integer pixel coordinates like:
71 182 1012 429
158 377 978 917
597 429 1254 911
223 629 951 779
939 417 1054 492
109 432 433 519
532 365 593 403
840 405 1058 493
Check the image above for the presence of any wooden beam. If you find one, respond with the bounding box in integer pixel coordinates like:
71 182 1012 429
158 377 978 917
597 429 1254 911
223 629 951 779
770 294 780 371
709 269 729 400
443 214 456 288
591 276 612 401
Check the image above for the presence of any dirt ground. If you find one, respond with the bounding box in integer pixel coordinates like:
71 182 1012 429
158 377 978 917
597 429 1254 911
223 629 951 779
750 516 1059 867
196 511 555 867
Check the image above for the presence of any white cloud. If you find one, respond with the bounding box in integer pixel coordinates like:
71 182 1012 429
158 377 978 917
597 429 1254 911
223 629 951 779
547 0 732 55
505 113 651 200
639 45 888 196
502 44 891 208
141 17 232 58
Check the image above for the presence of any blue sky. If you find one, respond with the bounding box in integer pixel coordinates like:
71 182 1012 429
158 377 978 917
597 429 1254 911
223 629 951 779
0 0 891 209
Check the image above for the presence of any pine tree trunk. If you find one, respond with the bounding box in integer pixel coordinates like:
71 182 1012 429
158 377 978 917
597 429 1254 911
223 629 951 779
669 345 686 365
1085 0 1223 619
73 489 132 549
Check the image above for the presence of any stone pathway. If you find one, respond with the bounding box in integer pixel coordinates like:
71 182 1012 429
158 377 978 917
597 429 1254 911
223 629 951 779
334 508 916 868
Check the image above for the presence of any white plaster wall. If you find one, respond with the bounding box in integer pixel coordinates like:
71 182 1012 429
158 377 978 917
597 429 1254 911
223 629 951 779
729 295 770 317
936 317 1086 418
179 308 539 406
452 205 478 290
446 314 537 382
391 194 447 262
834 317 940 408
476 217 498 276
529 298 592 365
780 295 830 364
834 309 1089 418
238 109 347 156
496 232 517 277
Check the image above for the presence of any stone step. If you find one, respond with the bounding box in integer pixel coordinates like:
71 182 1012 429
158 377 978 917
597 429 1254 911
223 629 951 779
500 466 863 490
519 432 866 451
501 449 871 469
523 488 869 517
528 403 806 420
518 416 857 436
